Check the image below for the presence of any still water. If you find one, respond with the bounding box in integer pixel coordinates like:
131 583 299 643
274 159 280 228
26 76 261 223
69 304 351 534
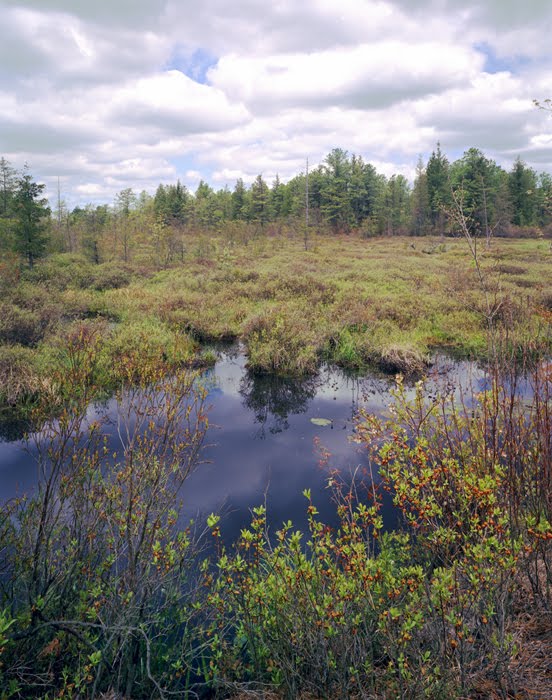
0 348 488 542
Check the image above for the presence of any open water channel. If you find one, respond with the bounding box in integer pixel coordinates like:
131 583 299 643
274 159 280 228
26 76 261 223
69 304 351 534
0 347 490 543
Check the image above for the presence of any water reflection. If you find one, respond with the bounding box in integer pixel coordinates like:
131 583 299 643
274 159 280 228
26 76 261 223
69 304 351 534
0 349 498 545
240 371 321 437
0 415 33 443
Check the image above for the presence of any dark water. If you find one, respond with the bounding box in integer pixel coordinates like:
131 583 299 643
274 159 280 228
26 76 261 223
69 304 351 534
0 348 490 543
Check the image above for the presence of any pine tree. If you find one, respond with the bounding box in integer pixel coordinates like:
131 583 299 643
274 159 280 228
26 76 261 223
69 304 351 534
320 148 352 233
250 174 269 227
153 184 169 223
12 171 51 268
451 148 506 243
163 181 189 226
536 172 552 227
381 175 411 235
231 178 248 220
426 143 450 232
349 154 368 227
411 156 430 235
194 180 216 229
270 174 285 220
508 157 537 227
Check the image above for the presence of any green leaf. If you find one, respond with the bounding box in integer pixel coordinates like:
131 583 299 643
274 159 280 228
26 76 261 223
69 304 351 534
207 513 220 529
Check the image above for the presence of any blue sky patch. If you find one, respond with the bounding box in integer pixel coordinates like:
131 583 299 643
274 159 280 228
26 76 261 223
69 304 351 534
165 46 218 84
169 155 208 189
475 42 529 75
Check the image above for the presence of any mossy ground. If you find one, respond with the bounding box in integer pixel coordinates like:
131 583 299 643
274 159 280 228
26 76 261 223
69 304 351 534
0 232 550 413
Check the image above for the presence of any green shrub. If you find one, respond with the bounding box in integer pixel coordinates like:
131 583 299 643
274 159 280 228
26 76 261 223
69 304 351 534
88 262 131 291
0 303 44 346
106 318 197 381
244 305 323 375
0 359 209 698
24 253 94 290
0 345 41 407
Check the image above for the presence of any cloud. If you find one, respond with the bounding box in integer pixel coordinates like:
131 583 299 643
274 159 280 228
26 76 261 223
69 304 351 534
3 0 168 29
209 42 481 113
0 0 551 206
108 71 249 134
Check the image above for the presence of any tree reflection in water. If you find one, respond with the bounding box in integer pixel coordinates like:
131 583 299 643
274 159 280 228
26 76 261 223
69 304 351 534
0 415 34 443
240 371 321 437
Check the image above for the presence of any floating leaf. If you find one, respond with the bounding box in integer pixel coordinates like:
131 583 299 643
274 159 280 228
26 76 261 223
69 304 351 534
310 417 332 427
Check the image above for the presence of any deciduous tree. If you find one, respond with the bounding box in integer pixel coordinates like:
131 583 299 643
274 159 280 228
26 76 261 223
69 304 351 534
0 157 17 219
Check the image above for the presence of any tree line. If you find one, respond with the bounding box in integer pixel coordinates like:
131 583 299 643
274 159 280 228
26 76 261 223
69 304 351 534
1 145 551 267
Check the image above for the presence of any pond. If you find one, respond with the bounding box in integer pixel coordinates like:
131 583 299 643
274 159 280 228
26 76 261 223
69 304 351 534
0 348 490 544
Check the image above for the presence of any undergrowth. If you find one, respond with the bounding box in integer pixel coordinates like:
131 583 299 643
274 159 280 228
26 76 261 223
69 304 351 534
1 234 550 416
0 232 550 698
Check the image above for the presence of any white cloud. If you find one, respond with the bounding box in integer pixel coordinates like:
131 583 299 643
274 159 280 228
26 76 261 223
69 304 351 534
0 0 551 206
108 71 249 134
75 183 105 196
209 42 481 112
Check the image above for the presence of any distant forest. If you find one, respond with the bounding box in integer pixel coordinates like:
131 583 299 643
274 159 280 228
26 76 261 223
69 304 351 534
1 145 551 267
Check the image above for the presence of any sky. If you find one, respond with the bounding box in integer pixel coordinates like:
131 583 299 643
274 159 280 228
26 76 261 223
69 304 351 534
1 0 551 207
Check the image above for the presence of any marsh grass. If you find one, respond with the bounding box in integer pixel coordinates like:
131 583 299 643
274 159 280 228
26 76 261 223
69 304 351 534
0 233 550 413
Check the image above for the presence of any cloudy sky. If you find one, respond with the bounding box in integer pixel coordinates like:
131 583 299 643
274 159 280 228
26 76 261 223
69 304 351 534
1 0 551 206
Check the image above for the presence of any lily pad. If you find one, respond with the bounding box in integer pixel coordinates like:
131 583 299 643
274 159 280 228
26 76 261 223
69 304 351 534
310 417 332 427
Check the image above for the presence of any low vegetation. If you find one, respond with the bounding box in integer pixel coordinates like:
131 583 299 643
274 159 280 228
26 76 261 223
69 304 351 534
0 233 550 424
204 352 551 699
0 336 550 698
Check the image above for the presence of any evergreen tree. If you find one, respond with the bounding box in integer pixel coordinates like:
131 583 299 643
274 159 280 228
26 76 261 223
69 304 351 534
231 178 248 220
411 156 430 235
508 157 537 227
450 148 497 237
115 187 136 217
12 171 51 268
426 143 450 232
137 189 152 210
250 174 270 226
307 167 324 223
380 175 411 235
349 154 368 227
153 184 169 222
193 180 216 229
364 163 385 223
211 187 232 226
280 174 305 219
270 174 285 220
166 181 189 226
320 148 352 233
493 168 513 233
0 158 18 251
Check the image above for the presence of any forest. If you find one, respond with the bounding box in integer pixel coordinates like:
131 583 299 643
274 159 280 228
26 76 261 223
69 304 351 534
0 145 551 699
1 145 552 272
